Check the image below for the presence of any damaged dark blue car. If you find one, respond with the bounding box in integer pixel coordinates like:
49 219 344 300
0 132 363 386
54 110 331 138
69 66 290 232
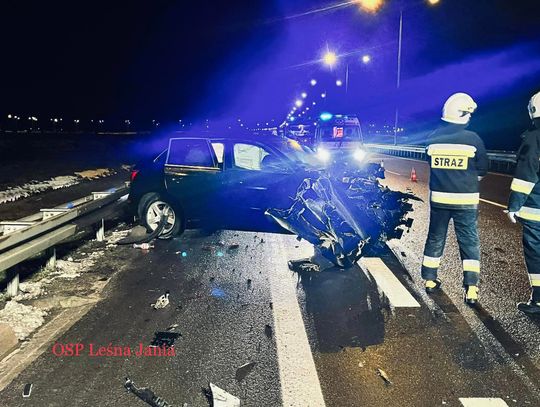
128 133 416 268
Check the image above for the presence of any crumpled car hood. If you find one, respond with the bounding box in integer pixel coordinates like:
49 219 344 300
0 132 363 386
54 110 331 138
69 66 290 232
266 165 418 268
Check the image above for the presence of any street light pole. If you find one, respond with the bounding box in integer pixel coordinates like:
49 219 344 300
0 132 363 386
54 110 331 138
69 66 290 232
393 9 403 146
345 63 349 94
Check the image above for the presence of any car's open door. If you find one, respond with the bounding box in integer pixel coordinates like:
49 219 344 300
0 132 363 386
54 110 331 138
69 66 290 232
221 141 307 233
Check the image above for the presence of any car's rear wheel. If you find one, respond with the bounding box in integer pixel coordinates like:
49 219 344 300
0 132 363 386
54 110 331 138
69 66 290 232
141 195 184 239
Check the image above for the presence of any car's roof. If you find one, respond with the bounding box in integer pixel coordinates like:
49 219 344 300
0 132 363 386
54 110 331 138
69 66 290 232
169 131 287 145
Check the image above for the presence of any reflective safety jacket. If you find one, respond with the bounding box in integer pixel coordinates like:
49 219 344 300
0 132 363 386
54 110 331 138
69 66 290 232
508 128 540 221
426 124 488 210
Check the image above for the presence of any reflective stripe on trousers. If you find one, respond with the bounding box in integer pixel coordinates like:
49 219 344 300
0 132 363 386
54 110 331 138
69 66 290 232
422 206 480 286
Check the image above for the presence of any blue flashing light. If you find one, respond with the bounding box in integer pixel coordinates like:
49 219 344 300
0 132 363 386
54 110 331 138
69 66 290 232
320 112 333 121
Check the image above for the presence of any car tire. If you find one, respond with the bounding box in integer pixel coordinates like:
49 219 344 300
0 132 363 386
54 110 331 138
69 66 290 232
140 194 184 239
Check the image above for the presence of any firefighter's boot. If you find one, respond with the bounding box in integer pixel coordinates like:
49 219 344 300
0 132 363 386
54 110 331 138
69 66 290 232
517 301 540 315
464 285 479 306
425 279 442 294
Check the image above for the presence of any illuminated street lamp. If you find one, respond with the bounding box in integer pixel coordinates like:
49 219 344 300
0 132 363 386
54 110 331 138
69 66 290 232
295 99 303 108
322 51 338 68
301 92 308 99
356 0 384 13
362 54 371 64
310 79 317 86
321 92 327 98
427 0 440 4
336 79 343 87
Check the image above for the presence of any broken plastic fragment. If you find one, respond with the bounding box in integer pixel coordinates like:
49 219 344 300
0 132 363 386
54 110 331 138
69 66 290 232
377 368 392 385
264 324 273 339
287 259 320 273
150 331 181 347
151 292 170 309
209 383 240 407
23 383 32 398
124 377 173 407
235 361 256 382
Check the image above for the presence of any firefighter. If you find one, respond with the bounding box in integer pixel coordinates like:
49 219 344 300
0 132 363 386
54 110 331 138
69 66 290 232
422 93 488 306
505 91 540 315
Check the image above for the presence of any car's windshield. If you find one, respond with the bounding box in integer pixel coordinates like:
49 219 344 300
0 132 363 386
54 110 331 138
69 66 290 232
275 138 320 167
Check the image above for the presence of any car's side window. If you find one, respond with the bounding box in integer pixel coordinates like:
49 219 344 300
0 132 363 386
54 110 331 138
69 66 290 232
167 139 217 168
211 143 224 164
233 143 269 171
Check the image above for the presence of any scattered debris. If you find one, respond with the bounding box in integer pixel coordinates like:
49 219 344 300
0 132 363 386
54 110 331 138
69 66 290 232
377 368 392 385
151 293 170 309
235 361 256 382
133 243 154 250
247 279 252 289
358 361 365 368
264 324 273 339
22 383 33 398
208 383 240 407
166 323 179 331
106 229 131 245
287 259 320 273
124 377 173 407
150 331 181 347
228 244 240 251
0 301 47 340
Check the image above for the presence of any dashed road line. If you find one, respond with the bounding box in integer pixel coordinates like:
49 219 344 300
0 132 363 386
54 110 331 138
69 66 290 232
268 237 326 407
459 398 509 406
385 170 402 176
360 257 420 308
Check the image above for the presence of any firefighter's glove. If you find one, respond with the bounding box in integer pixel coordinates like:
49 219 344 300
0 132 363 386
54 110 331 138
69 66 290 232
504 210 517 224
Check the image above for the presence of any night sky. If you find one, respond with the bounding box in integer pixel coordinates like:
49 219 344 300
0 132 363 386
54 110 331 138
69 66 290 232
1 0 540 148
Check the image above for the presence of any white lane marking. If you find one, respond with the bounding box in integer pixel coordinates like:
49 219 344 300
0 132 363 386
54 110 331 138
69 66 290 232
385 170 402 176
459 398 509 406
268 237 326 407
360 258 420 308
479 198 506 208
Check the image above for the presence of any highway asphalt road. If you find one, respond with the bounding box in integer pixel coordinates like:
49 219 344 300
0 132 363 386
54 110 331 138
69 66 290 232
1 154 539 406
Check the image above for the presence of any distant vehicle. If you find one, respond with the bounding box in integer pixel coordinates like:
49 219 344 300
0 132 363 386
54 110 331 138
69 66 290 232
313 114 366 164
285 124 313 147
128 134 322 238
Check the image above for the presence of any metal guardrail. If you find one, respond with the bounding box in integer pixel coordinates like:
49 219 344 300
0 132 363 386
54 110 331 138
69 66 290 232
0 183 129 297
365 143 517 174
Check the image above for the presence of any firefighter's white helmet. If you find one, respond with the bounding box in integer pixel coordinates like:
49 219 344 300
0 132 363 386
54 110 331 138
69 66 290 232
441 93 478 125
528 91 540 120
